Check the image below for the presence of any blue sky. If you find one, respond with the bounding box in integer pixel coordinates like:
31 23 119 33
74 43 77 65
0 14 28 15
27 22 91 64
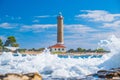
0 0 120 49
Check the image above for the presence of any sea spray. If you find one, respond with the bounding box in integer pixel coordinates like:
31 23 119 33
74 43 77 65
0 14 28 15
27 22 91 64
0 35 120 79
0 51 102 78
99 35 120 69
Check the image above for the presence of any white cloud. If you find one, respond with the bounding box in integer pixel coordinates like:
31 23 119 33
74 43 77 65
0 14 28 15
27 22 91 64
0 22 17 29
19 23 118 49
35 15 56 18
20 24 56 32
75 10 120 41
65 24 98 33
103 20 120 28
35 15 50 18
20 24 97 34
5 15 22 20
32 20 39 23
65 39 97 49
76 10 120 22
64 30 120 49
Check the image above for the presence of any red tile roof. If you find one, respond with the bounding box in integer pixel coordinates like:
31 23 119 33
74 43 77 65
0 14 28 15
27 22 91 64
49 44 66 48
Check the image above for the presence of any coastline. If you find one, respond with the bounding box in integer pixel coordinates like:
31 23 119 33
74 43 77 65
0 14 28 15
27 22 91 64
1 67 120 80
0 51 106 56
59 52 105 56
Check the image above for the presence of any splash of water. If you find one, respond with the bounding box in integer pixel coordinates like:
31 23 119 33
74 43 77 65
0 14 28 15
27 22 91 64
99 35 120 69
0 35 120 79
5 47 19 51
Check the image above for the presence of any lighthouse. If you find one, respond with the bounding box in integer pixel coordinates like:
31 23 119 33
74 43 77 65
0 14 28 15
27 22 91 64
57 12 64 44
49 12 66 53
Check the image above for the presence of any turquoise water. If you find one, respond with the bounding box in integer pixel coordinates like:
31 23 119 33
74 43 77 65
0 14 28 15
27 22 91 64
58 55 102 59
13 53 103 59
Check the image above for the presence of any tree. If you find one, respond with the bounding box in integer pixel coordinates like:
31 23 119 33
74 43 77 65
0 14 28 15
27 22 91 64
95 48 105 52
77 48 82 52
18 48 27 52
38 48 45 51
0 38 3 47
32 48 35 51
76 47 86 52
4 39 10 46
4 36 19 47
67 49 75 53
8 36 16 45
0 39 3 50
11 43 19 47
86 49 92 52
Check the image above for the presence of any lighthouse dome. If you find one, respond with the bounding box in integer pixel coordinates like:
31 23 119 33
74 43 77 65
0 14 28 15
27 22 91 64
57 12 63 18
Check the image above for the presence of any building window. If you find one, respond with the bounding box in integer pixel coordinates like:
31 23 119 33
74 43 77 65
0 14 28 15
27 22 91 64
55 48 56 51
62 48 64 51
58 48 60 51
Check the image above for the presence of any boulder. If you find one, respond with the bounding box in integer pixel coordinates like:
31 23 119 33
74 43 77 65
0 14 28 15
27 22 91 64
97 70 108 78
97 68 120 79
24 73 42 80
0 73 42 80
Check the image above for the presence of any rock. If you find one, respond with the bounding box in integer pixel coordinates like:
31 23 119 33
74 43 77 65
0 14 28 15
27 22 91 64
96 68 120 79
105 72 115 79
97 70 108 78
22 75 29 80
3 73 23 80
0 74 5 79
24 73 42 80
0 73 42 80
116 71 120 76
112 76 120 79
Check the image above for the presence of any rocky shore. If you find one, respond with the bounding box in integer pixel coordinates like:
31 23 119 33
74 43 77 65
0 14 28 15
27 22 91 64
0 73 42 80
86 67 120 80
0 68 120 80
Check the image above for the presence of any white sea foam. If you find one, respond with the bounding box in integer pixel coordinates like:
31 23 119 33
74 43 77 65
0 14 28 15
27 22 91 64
0 35 120 79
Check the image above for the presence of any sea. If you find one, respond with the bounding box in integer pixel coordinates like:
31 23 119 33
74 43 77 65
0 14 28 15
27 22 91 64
0 35 120 80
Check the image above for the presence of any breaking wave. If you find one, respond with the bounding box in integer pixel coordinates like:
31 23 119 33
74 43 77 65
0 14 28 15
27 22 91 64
0 35 120 79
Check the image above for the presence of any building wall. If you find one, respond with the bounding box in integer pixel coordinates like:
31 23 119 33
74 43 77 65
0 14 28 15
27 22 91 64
50 48 66 52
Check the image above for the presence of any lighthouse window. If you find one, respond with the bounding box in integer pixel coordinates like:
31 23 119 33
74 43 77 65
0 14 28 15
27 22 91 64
62 48 64 51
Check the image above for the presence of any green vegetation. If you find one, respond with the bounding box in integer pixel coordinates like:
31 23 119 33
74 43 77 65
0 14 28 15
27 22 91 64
18 48 45 53
17 48 26 52
4 36 19 47
95 48 106 52
0 36 19 52
52 51 65 54
0 38 3 51
67 47 109 53
0 39 3 46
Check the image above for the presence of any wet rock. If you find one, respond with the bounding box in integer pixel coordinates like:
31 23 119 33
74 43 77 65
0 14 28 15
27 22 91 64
25 73 42 80
97 70 108 78
96 68 120 79
105 72 115 79
0 73 42 80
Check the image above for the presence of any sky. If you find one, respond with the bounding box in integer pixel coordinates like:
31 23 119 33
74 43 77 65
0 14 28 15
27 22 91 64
0 0 120 49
